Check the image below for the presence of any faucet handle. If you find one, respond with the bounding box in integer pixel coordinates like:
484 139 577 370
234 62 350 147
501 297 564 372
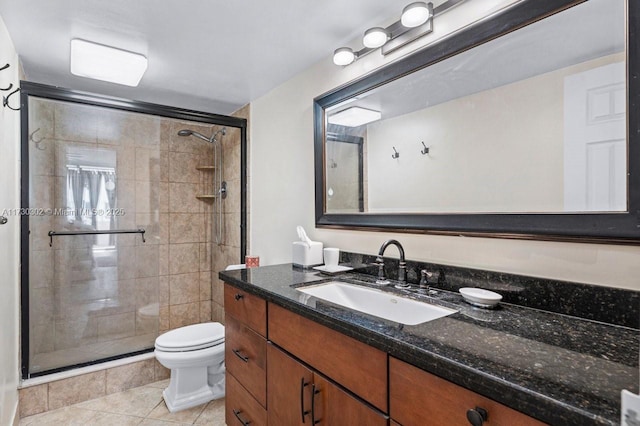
420 269 440 288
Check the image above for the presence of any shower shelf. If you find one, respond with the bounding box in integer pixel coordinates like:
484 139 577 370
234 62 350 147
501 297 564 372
196 166 216 171
196 195 216 201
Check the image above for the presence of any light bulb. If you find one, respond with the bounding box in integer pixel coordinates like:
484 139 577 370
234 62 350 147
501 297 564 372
333 47 356 66
363 27 389 49
401 2 431 28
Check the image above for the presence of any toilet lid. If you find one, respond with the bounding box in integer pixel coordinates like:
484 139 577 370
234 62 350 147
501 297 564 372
155 322 224 352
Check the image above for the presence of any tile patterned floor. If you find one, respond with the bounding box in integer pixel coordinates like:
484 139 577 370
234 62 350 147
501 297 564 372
19 379 226 425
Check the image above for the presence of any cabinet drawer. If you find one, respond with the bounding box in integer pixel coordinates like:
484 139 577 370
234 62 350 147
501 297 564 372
226 373 267 426
224 283 267 337
225 314 267 408
390 357 546 426
268 303 388 412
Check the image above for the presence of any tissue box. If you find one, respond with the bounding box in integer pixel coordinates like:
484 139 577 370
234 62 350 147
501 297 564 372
292 241 323 267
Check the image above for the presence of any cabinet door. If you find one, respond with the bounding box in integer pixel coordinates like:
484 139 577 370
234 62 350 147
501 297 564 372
390 357 546 426
267 343 313 426
312 374 388 426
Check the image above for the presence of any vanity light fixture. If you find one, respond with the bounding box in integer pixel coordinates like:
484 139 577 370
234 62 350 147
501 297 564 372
333 0 463 66
70 39 148 87
327 106 382 127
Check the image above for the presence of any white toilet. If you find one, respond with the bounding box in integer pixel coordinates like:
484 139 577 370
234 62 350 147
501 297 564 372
154 322 226 413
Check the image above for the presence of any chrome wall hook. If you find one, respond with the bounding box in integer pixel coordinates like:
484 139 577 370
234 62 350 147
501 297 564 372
1 82 12 91
392 146 400 159
3 87 20 111
0 63 9 72
421 141 430 155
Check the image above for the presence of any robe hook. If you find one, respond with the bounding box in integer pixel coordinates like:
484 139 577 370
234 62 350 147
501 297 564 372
421 141 430 155
3 87 20 111
392 147 400 159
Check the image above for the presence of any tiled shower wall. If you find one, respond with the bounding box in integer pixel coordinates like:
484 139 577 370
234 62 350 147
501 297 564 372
22 97 245 416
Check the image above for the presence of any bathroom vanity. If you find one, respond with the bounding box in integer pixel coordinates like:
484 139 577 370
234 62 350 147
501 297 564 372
220 263 638 426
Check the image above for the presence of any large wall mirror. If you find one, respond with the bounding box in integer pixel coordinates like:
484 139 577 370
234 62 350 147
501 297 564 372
314 0 640 243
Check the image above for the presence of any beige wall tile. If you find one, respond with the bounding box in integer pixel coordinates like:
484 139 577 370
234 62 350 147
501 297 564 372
199 300 211 323
136 245 159 278
159 275 169 306
211 277 224 306
169 213 203 244
199 271 212 301
135 213 162 245
168 152 200 183
160 120 171 152
169 243 199 275
117 245 137 280
136 277 160 308
158 245 169 276
29 250 54 289
169 302 199 329
159 181 169 213
54 317 98 350
30 287 54 326
48 370 106 410
19 384 48 418
159 306 169 332
169 183 201 213
169 273 200 305
211 302 225 324
159 151 169 182
54 102 99 143
106 359 155 394
115 145 136 182
199 243 211 272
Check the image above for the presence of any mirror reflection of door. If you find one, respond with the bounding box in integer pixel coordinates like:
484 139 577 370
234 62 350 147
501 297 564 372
325 136 364 213
564 61 626 212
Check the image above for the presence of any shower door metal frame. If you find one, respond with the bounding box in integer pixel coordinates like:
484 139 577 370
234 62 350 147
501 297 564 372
19 81 248 379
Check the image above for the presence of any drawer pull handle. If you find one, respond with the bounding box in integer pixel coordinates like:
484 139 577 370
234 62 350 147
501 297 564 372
466 406 488 426
233 408 251 426
311 383 321 425
300 378 310 423
232 349 249 363
234 293 244 301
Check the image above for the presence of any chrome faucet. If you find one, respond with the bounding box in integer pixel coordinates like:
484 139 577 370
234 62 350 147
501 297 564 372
375 239 409 289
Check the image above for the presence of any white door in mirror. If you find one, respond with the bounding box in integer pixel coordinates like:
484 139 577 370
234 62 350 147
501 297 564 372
459 287 503 308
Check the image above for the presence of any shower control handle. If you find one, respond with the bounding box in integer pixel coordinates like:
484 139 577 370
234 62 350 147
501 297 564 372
0 216 7 225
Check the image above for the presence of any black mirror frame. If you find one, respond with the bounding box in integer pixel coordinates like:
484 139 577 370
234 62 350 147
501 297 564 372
314 0 640 245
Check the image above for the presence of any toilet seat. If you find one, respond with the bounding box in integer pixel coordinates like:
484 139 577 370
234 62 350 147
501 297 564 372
155 322 225 352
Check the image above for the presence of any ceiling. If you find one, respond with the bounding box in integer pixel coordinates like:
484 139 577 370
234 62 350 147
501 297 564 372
0 0 409 114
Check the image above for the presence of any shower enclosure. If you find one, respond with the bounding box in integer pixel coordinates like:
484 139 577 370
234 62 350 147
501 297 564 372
20 82 247 378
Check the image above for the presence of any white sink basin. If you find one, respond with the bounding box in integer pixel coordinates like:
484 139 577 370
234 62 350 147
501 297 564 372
297 281 456 325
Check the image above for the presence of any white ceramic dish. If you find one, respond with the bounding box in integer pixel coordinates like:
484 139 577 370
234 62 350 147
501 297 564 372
312 264 353 274
459 287 503 308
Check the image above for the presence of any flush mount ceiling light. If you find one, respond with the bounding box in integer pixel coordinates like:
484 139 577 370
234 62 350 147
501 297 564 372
327 107 382 127
70 39 148 87
333 0 459 66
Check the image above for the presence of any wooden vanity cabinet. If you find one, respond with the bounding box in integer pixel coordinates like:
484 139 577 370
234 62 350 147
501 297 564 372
389 357 546 426
224 283 267 426
267 343 388 426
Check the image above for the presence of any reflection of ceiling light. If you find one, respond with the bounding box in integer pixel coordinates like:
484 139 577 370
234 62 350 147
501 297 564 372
401 2 432 28
328 107 382 127
333 47 356 66
70 39 148 86
363 27 389 49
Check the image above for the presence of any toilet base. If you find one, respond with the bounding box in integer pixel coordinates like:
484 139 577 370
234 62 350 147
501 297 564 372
162 365 225 413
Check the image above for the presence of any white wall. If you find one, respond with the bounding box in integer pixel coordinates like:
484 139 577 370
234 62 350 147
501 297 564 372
250 1 640 291
0 14 21 426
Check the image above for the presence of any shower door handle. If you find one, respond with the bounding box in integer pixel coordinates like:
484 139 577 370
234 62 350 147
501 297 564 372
0 216 7 225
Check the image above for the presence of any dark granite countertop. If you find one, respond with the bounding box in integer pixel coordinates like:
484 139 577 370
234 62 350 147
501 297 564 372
219 263 639 426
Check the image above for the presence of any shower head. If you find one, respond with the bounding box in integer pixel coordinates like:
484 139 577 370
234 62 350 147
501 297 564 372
177 129 211 143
